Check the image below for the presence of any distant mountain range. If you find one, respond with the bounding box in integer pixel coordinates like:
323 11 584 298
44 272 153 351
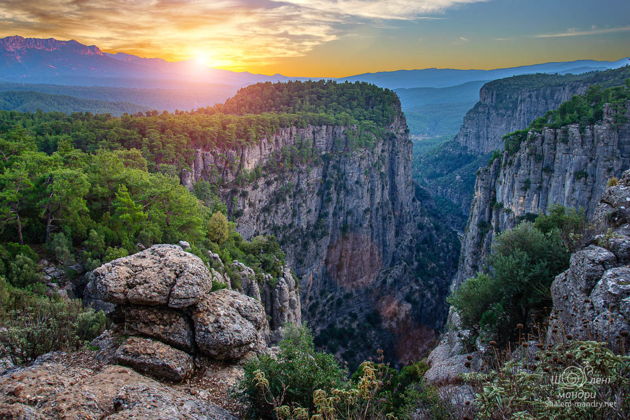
341 58 630 89
1 35 628 136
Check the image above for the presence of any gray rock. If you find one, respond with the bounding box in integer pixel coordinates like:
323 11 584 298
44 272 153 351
208 251 225 270
178 240 191 250
231 261 261 301
115 306 194 351
0 362 234 419
114 337 194 382
237 262 302 342
546 170 630 353
567 246 616 293
193 289 268 360
111 383 236 419
86 244 212 309
90 330 118 363
0 357 14 376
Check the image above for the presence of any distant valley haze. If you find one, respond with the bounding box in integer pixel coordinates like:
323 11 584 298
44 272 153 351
0 34 627 137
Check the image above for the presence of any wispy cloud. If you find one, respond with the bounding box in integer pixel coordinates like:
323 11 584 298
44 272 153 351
535 25 630 39
0 0 486 70
274 0 486 20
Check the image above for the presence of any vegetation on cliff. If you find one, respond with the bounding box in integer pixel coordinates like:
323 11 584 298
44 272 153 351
464 341 628 419
503 79 630 155
449 206 584 344
0 81 400 176
214 80 400 126
0 112 287 364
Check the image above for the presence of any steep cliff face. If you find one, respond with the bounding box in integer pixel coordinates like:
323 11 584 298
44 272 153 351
417 67 630 220
454 68 630 154
456 103 630 287
182 112 459 366
546 170 630 353
455 84 590 154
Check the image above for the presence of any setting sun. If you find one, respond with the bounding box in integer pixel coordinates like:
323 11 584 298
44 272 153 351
193 51 213 68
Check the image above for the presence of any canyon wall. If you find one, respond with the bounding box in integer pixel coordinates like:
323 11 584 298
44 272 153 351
182 111 459 366
456 103 630 287
418 67 630 219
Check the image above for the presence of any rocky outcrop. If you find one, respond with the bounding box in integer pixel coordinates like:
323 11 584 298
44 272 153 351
0 362 235 419
456 83 588 155
114 337 194 382
183 111 459 365
193 289 268 360
456 103 630 287
231 262 302 341
547 170 630 352
87 244 214 308
85 245 270 380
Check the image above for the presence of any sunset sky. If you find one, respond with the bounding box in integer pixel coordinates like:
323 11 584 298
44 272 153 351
1 0 629 77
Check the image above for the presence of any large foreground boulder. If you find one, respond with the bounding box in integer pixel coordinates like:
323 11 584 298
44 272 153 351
87 244 213 308
84 244 271 381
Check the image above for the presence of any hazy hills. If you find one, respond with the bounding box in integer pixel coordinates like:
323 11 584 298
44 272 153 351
1 35 628 136
0 81 237 112
0 90 148 115
342 58 629 89
395 81 487 136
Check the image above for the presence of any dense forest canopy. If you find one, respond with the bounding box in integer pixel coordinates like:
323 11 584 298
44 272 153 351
0 91 148 115
0 81 401 172
213 80 401 126
483 66 630 97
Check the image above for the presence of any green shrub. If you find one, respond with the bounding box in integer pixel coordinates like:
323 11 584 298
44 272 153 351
0 243 41 289
103 246 129 262
47 232 75 265
211 280 227 291
239 326 451 420
0 277 106 364
575 170 589 181
464 341 629 419
449 220 571 343
534 204 586 251
207 211 230 245
238 325 346 419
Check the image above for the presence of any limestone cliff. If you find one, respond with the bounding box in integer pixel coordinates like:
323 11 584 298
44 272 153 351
417 67 630 219
547 169 630 352
455 67 630 154
182 111 459 366
456 102 630 287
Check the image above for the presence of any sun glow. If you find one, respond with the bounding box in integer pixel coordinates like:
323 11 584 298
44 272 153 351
193 51 213 68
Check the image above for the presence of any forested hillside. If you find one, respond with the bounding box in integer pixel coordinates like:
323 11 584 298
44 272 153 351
0 91 147 115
